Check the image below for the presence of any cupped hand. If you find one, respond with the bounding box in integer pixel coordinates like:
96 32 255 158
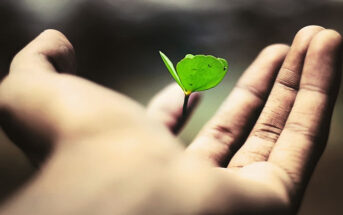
0 26 341 215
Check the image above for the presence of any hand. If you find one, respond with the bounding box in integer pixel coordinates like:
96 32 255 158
0 26 341 215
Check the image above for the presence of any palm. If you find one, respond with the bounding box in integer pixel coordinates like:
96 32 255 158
0 26 341 215
150 26 342 214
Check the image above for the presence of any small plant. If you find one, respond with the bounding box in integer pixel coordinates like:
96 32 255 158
159 51 228 119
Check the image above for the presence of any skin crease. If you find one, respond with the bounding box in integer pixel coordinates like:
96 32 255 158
0 25 341 215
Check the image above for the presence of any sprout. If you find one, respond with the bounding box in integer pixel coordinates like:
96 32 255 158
159 51 228 118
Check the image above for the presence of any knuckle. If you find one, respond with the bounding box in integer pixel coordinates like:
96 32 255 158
235 83 266 101
230 148 271 168
206 124 237 149
300 82 329 96
10 52 23 69
0 71 63 115
0 74 30 108
275 68 300 92
1 72 37 95
284 121 318 141
253 122 283 142
273 162 301 193
244 148 270 161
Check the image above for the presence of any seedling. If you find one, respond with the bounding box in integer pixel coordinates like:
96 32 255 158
159 51 228 119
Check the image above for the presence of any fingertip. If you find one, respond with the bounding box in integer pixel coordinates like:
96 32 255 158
256 44 290 66
10 29 76 75
39 29 73 47
294 25 325 39
37 29 76 73
305 29 343 96
147 83 201 134
189 91 201 105
261 44 290 55
291 25 325 50
187 91 201 117
162 83 202 111
296 25 325 35
309 29 343 54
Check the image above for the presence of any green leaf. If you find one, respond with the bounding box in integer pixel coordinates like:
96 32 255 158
176 55 228 92
159 51 185 91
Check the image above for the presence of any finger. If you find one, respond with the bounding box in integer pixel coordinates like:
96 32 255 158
0 29 76 165
147 83 200 134
10 29 76 75
268 30 342 194
228 26 324 168
187 44 289 167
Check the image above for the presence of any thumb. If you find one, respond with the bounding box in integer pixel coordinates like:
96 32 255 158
0 29 76 165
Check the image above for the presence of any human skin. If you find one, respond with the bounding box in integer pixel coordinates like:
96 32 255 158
0 25 341 215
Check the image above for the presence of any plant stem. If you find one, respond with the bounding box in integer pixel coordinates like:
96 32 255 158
182 93 190 120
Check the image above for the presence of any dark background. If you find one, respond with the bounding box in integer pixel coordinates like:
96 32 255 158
0 0 342 214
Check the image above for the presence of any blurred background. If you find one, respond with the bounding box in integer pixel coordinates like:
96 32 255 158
0 0 342 214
